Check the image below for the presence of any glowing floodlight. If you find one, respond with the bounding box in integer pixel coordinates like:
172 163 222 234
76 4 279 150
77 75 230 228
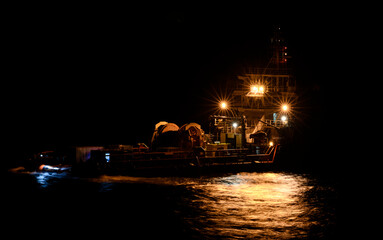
281 104 289 112
247 84 265 97
220 101 227 109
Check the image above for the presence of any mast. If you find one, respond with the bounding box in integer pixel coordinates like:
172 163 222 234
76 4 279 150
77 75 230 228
270 24 289 69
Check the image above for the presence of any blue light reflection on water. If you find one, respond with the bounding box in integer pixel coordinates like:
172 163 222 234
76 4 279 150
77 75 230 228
34 172 60 188
18 170 337 239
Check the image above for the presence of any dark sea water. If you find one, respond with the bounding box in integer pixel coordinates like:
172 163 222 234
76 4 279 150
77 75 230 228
5 170 338 239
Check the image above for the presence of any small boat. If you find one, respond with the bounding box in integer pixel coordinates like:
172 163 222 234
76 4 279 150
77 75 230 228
38 164 71 173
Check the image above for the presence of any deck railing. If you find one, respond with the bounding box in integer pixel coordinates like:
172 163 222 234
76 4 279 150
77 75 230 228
265 119 288 128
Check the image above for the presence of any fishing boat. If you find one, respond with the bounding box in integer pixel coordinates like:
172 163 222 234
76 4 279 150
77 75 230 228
27 26 296 176
85 26 296 175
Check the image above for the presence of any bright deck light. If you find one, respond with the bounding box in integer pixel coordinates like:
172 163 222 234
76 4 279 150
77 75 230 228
282 104 289 112
247 84 265 97
251 85 258 93
220 101 227 109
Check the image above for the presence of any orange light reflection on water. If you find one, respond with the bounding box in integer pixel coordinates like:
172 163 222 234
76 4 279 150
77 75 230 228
22 170 332 238
189 172 315 239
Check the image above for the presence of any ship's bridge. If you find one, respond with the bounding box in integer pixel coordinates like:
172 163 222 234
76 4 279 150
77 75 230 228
231 67 298 143
233 68 296 109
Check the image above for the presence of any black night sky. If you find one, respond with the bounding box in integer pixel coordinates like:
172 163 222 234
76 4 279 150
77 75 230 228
5 4 355 170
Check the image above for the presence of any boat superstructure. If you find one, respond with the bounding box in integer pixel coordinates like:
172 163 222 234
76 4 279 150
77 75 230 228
208 25 298 149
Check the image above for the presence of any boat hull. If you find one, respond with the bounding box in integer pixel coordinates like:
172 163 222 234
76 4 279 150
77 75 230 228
94 145 279 175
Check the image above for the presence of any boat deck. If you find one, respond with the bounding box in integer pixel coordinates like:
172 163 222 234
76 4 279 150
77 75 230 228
95 145 279 173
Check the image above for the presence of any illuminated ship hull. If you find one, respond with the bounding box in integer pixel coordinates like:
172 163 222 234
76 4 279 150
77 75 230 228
82 121 280 175
89 144 279 175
